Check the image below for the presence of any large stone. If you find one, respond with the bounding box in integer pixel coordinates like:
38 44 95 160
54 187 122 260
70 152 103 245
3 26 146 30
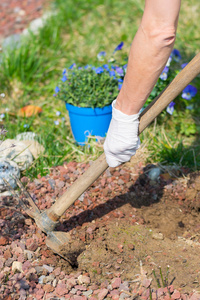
16 132 38 141
0 139 33 170
15 132 44 158
19 140 44 159
0 159 20 191
2 34 21 50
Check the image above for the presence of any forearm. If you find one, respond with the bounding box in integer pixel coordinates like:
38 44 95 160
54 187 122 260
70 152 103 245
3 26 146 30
116 0 181 115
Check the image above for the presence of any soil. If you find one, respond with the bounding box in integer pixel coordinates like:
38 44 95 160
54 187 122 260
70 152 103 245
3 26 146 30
1 154 200 299
57 164 200 294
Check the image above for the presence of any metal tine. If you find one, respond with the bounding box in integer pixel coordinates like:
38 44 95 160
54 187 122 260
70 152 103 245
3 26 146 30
15 177 40 214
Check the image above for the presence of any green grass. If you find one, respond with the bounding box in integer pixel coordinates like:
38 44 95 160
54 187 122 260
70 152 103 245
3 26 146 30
0 0 200 178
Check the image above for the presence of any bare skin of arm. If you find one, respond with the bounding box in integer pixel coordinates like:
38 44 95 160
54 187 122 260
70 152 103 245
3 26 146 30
115 0 181 115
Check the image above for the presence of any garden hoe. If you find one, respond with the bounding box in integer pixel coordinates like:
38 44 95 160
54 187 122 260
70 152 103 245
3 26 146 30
15 53 200 262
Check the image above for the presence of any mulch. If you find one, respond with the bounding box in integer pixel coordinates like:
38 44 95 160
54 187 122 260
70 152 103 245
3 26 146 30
0 0 50 43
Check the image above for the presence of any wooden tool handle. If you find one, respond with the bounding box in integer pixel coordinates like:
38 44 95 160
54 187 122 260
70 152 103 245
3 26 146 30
47 52 200 222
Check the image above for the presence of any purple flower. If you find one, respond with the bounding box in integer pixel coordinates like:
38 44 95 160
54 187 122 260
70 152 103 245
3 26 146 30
118 78 123 83
160 66 169 81
62 69 66 75
103 64 109 71
55 86 60 93
171 49 181 62
182 85 197 100
123 64 127 72
115 67 124 75
95 67 104 74
114 42 124 52
118 83 123 90
166 101 175 115
97 51 106 61
186 105 193 110
109 70 115 77
69 63 76 69
62 75 67 82
181 63 188 69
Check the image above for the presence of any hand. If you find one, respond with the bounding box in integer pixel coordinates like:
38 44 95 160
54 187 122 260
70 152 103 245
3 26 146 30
104 100 140 168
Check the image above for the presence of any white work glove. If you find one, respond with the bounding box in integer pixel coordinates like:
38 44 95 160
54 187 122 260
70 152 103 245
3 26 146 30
104 99 140 168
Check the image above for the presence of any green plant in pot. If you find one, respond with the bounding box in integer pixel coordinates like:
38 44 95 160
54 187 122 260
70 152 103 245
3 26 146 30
55 44 126 145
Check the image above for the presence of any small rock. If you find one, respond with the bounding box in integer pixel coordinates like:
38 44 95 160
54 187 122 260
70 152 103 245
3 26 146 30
112 278 121 289
19 288 27 300
152 232 164 240
35 266 44 275
12 261 23 273
171 290 181 299
119 292 128 299
24 250 34 260
70 288 78 294
86 227 93 234
78 274 91 284
38 275 46 284
43 274 55 283
43 264 54 273
128 243 135 250
0 139 33 171
0 236 9 246
118 179 124 185
148 167 161 181
0 159 20 191
19 279 30 290
66 277 77 289
5 258 14 267
27 241 38 252
43 284 54 293
119 283 129 292
53 278 57 287
142 278 152 288
55 283 68 296
48 179 56 190
82 290 93 297
189 293 200 300
98 289 109 300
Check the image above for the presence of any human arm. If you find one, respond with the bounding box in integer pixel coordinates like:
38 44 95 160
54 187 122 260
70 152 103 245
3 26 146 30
104 0 181 167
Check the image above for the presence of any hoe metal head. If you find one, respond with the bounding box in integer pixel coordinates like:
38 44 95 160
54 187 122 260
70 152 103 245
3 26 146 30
3 178 75 263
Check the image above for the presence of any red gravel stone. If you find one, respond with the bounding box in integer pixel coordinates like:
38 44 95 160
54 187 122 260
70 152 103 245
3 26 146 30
4 249 12 259
98 289 109 300
43 284 54 293
111 278 122 289
171 290 181 299
55 283 68 296
0 236 9 245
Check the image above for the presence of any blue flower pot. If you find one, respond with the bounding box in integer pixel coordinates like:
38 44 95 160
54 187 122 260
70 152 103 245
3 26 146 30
66 103 112 145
